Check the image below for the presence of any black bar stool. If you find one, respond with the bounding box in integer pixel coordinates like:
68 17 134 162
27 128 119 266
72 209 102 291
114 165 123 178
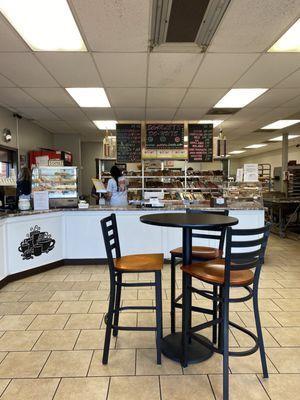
101 213 163 365
170 209 229 342
181 223 271 400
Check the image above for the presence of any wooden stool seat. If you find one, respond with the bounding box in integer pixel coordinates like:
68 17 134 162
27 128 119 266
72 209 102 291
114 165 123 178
170 245 221 260
181 258 254 286
114 253 164 272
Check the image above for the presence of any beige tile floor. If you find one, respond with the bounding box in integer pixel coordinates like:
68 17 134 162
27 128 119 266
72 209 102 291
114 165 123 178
0 234 299 399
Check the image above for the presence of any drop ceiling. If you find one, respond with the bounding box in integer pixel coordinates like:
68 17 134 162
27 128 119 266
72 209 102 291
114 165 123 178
0 0 299 157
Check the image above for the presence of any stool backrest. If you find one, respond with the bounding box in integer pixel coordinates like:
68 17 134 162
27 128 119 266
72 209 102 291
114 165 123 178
187 208 229 251
224 223 271 285
101 213 121 272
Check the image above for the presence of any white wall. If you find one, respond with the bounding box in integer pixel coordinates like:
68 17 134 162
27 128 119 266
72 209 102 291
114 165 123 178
233 144 300 176
81 141 102 197
0 106 53 157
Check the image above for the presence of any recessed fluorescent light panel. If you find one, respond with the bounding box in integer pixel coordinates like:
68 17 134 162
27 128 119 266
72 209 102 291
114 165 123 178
0 0 86 51
269 18 300 52
66 88 110 108
93 121 117 130
229 150 246 154
261 120 300 130
198 120 224 127
244 144 267 149
269 134 300 142
214 89 268 108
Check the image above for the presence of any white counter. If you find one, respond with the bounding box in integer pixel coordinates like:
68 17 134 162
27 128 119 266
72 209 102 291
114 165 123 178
0 207 264 283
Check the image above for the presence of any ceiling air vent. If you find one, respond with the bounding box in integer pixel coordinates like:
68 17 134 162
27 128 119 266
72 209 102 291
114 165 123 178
207 108 240 115
151 0 231 52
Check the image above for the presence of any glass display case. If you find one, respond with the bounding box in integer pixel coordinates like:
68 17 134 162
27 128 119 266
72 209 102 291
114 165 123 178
224 181 263 208
31 166 78 208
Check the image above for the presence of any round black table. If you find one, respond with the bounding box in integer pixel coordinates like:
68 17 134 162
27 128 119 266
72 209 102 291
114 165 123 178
140 212 239 365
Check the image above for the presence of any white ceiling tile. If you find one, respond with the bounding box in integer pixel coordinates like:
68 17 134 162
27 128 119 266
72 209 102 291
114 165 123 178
23 88 77 107
93 53 147 87
276 69 300 88
36 53 102 86
0 14 28 51
16 107 60 120
249 88 300 108
106 88 145 107
36 120 75 133
234 54 300 87
83 107 116 120
115 107 145 120
146 108 176 120
282 95 300 108
49 107 89 120
71 0 150 51
174 108 209 120
148 53 202 88
191 53 259 88
233 107 274 119
255 107 300 126
67 120 98 133
147 88 186 108
180 88 227 108
0 88 42 107
0 73 15 87
209 0 300 52
0 53 58 87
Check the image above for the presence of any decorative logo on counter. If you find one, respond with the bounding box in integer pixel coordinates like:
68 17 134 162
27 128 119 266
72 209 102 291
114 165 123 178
18 225 55 260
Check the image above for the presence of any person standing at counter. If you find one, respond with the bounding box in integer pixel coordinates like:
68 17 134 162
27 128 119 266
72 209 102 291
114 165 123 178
17 167 32 197
106 165 128 206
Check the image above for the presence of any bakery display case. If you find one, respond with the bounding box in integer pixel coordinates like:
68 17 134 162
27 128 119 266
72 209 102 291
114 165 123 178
31 166 78 208
224 181 263 208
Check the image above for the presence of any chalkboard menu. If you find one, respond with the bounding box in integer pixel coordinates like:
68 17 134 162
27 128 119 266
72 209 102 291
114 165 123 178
116 124 141 163
146 124 184 149
188 124 213 162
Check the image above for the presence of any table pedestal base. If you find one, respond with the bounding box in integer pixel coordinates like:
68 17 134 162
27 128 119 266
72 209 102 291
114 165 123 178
162 332 213 365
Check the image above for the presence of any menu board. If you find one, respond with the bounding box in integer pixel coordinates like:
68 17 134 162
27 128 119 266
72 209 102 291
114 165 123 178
188 124 213 162
146 124 184 149
116 124 141 163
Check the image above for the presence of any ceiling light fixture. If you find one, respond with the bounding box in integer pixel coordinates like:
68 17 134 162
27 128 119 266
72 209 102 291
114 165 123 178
0 0 86 51
261 119 300 130
268 134 300 141
198 120 224 127
228 150 246 154
66 88 110 108
214 88 268 108
93 121 117 130
268 18 300 52
244 144 267 149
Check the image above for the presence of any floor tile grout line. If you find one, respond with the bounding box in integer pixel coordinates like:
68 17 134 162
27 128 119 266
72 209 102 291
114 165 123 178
51 377 61 400
105 376 111 400
158 375 163 400
37 349 52 378
86 349 95 378
256 373 272 400
207 374 217 400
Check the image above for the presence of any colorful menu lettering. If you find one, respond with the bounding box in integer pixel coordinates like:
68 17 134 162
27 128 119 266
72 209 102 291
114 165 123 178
188 124 213 162
116 124 141 163
146 124 184 149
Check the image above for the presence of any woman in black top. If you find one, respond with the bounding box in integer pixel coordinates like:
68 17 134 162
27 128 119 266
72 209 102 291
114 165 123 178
17 167 32 196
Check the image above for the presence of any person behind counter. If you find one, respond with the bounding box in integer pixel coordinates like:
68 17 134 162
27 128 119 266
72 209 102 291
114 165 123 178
106 165 128 207
17 167 32 197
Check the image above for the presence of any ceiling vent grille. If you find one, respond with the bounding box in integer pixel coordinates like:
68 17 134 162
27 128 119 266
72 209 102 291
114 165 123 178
151 0 231 52
207 108 240 115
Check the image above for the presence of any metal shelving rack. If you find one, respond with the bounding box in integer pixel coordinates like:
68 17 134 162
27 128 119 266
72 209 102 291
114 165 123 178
258 163 272 192
288 166 300 198
98 159 223 200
